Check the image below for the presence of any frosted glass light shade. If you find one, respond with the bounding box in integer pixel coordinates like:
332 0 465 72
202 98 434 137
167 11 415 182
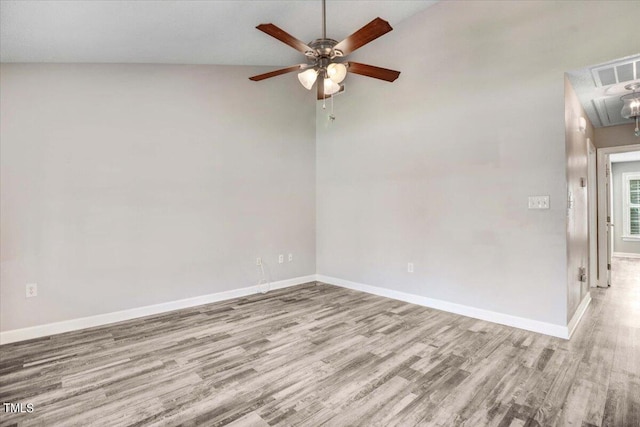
323 78 341 95
298 69 318 90
327 63 347 84
621 96 640 119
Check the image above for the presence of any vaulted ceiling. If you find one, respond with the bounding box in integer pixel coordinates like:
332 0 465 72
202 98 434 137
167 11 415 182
0 0 438 66
4 1 637 130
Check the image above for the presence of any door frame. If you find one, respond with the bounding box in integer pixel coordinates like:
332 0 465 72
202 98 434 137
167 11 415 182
596 143 640 287
587 138 597 287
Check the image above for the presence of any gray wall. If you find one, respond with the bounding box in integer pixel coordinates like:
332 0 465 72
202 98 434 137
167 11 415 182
0 64 316 331
3 1 638 334
594 124 639 149
565 77 592 320
316 0 638 326
612 161 640 255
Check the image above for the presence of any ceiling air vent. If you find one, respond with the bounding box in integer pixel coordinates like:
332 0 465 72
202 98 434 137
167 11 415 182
592 58 639 87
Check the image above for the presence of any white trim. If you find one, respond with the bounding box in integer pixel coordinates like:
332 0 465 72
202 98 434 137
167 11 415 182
317 275 572 339
613 252 640 259
597 144 640 288
2 273 595 345
596 149 611 288
588 138 598 288
567 292 592 340
0 275 316 345
622 171 640 239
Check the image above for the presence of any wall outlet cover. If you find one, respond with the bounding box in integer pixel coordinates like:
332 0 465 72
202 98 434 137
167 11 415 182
26 283 38 298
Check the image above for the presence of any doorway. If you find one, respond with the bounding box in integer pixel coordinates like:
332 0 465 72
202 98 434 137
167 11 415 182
565 54 640 290
596 145 640 287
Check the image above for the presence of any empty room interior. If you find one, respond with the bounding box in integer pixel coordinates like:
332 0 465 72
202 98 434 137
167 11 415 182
1 1 640 426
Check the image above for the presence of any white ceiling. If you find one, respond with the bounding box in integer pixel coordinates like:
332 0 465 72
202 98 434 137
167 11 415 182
567 54 640 128
0 0 438 66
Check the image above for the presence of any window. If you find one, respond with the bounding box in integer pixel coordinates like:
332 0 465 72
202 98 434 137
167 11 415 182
623 172 640 240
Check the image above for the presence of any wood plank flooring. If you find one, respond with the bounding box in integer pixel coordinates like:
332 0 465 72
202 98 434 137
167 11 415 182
1 258 639 426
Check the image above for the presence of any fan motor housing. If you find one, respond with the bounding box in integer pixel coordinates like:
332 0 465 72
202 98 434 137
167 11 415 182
306 38 343 60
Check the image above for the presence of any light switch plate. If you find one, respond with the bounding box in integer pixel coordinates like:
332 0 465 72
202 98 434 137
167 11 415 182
528 195 550 209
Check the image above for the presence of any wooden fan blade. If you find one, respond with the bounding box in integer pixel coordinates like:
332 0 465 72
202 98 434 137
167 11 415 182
333 18 392 56
256 23 313 54
347 62 400 82
249 65 305 81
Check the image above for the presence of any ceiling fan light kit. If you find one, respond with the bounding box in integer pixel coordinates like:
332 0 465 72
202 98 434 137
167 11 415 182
298 68 318 90
327 63 347 84
323 78 341 95
621 82 640 137
249 0 401 106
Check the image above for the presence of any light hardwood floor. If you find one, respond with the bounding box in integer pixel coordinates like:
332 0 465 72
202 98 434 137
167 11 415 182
1 258 639 426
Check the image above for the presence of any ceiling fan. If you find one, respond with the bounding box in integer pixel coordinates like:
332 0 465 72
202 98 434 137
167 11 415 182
249 0 401 100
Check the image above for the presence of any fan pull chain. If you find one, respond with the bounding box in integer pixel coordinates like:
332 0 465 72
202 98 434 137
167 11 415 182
329 94 335 122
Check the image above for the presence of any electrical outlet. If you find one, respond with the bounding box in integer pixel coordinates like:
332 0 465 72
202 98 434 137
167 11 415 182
288 253 293 262
407 263 414 273
278 254 284 264
256 257 262 266
26 283 38 298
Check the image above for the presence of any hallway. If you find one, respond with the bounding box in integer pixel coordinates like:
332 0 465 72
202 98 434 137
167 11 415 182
560 256 640 426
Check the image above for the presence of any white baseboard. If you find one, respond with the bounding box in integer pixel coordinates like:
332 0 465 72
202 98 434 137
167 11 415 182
0 275 316 345
567 292 591 340
317 275 572 339
613 252 640 259
2 273 590 344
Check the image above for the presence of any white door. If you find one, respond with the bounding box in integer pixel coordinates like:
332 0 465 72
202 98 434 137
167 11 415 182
606 156 613 287
597 151 612 288
588 139 597 287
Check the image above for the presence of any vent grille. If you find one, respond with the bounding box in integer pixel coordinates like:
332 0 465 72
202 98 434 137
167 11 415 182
592 59 640 87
